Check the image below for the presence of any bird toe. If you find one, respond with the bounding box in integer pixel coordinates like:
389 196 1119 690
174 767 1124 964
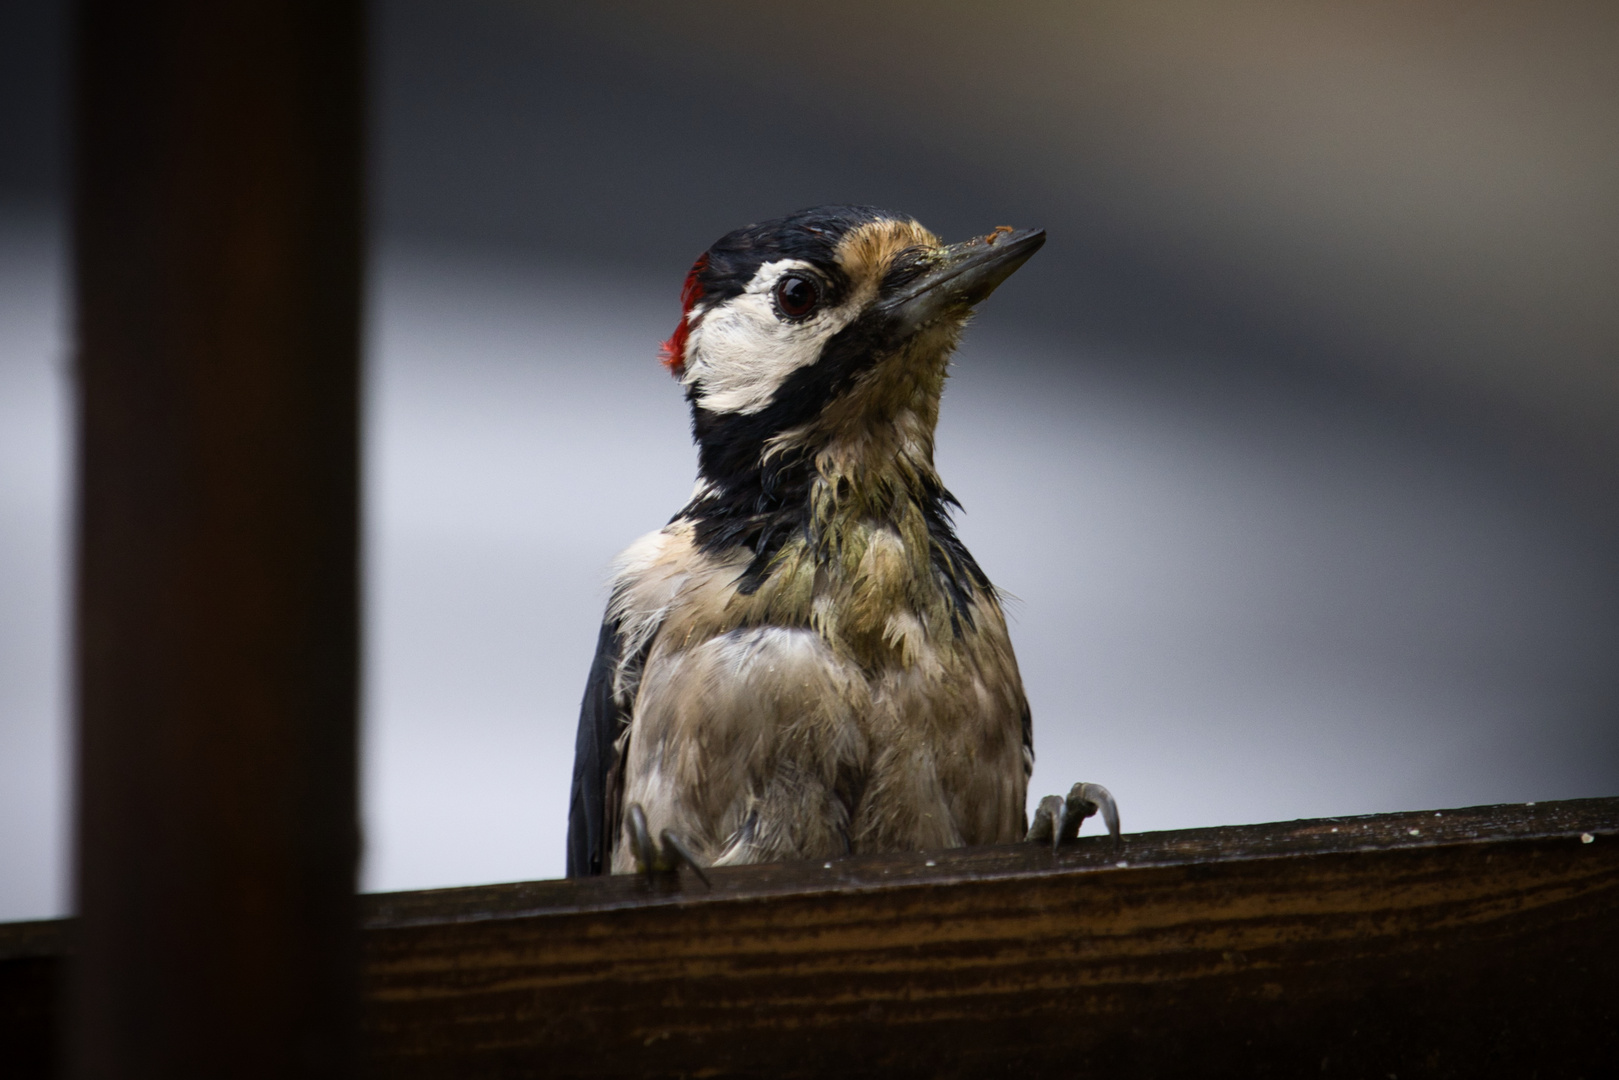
624 803 710 888
1026 782 1122 852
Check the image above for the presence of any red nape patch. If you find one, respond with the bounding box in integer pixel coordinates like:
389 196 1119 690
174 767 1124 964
658 253 709 377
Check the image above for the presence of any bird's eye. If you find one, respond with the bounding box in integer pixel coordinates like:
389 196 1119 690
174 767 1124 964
774 274 820 319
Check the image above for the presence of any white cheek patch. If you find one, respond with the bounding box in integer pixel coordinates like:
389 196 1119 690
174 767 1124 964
682 259 862 415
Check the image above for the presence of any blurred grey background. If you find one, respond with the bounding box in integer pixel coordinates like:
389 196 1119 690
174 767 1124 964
2 1 1616 919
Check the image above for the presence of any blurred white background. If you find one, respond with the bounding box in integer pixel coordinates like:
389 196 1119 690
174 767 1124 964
358 240 1616 895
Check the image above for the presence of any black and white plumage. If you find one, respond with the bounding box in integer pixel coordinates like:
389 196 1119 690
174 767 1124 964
566 206 1113 879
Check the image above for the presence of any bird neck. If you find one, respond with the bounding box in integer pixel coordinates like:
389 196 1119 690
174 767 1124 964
805 407 941 539
679 402 988 662
688 400 941 543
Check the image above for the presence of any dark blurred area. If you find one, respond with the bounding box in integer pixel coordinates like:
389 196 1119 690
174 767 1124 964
2 0 1616 914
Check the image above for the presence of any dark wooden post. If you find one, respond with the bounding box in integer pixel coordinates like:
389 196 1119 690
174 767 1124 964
71 3 364 1077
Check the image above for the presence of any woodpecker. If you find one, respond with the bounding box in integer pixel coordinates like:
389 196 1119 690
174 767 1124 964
566 205 1117 880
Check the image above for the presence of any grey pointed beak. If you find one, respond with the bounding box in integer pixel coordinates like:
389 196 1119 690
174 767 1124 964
877 226 1046 334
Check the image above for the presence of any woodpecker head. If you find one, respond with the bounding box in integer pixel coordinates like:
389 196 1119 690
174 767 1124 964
660 206 1045 498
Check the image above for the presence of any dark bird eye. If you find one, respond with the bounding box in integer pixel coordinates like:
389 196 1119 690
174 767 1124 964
774 274 819 319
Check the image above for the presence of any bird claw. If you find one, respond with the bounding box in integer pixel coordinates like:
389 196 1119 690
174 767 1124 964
1025 782 1121 853
626 802 711 887
1025 794 1067 851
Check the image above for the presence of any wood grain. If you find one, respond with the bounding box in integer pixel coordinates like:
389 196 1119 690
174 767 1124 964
364 798 1616 1078
5 798 1613 1078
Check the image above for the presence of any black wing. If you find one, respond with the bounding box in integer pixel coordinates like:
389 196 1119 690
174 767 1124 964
566 618 629 877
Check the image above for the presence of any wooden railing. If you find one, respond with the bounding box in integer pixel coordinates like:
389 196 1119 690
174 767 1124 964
6 796 1615 1077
